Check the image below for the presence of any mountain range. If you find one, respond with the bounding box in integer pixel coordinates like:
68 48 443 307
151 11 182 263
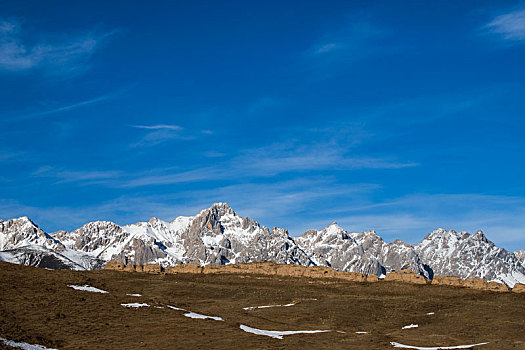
1 202 524 287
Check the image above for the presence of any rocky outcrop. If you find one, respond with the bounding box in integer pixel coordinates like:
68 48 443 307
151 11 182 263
432 275 464 287
104 261 515 292
384 269 428 284
511 283 525 293
105 261 368 282
514 250 525 266
431 275 509 292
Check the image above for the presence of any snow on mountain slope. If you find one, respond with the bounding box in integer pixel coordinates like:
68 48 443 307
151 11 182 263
0 217 63 251
514 249 525 266
0 245 87 270
1 204 524 287
297 223 430 277
415 229 525 287
179 203 312 266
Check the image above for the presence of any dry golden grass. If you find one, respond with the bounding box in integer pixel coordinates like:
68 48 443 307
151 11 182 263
0 262 523 349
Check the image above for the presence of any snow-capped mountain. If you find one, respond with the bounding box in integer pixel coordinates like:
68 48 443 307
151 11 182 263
1 203 524 287
296 223 430 278
514 249 525 266
415 228 525 287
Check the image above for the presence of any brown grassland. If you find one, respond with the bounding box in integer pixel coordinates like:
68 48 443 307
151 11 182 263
0 261 524 349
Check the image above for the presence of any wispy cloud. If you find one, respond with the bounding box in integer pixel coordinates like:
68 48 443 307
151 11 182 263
5 88 128 122
0 150 24 162
320 193 525 250
3 185 522 251
129 124 216 147
120 141 416 187
129 124 191 147
313 43 339 55
31 166 121 185
130 124 183 131
307 18 389 60
235 142 416 175
0 18 115 72
486 8 525 41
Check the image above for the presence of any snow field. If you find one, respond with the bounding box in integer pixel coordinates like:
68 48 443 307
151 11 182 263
391 341 489 349
402 324 419 329
0 337 57 350
239 325 331 339
67 285 108 293
121 303 149 308
243 303 296 310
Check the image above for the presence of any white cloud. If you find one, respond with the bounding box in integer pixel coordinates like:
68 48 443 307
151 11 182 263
129 125 192 147
118 141 416 187
0 18 114 72
323 193 525 250
130 124 183 131
486 8 525 41
314 43 339 54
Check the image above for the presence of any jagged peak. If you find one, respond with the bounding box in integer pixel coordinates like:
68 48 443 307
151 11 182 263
148 217 166 225
13 216 36 224
170 215 193 224
471 230 490 243
196 202 236 218
1 216 39 229
431 228 451 234
423 228 461 240
76 220 121 231
210 202 230 208
390 238 412 246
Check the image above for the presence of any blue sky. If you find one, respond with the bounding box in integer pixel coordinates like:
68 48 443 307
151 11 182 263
1 1 525 250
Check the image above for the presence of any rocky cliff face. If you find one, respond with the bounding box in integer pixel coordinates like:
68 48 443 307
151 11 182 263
514 249 525 266
1 203 524 287
0 217 63 251
296 223 431 278
415 228 525 287
177 203 312 266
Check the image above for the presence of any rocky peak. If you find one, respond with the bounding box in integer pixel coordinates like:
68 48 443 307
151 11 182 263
514 250 525 265
415 228 525 287
1 204 524 287
206 202 235 217
472 230 490 244
0 216 62 251
299 222 348 243
389 239 413 248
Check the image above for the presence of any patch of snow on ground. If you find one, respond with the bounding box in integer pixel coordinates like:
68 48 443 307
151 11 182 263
68 285 108 293
239 325 331 339
166 305 186 311
243 303 296 310
183 312 223 321
402 324 419 329
355 331 368 334
426 312 435 315
390 341 489 349
126 293 142 297
0 337 58 350
121 303 149 308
